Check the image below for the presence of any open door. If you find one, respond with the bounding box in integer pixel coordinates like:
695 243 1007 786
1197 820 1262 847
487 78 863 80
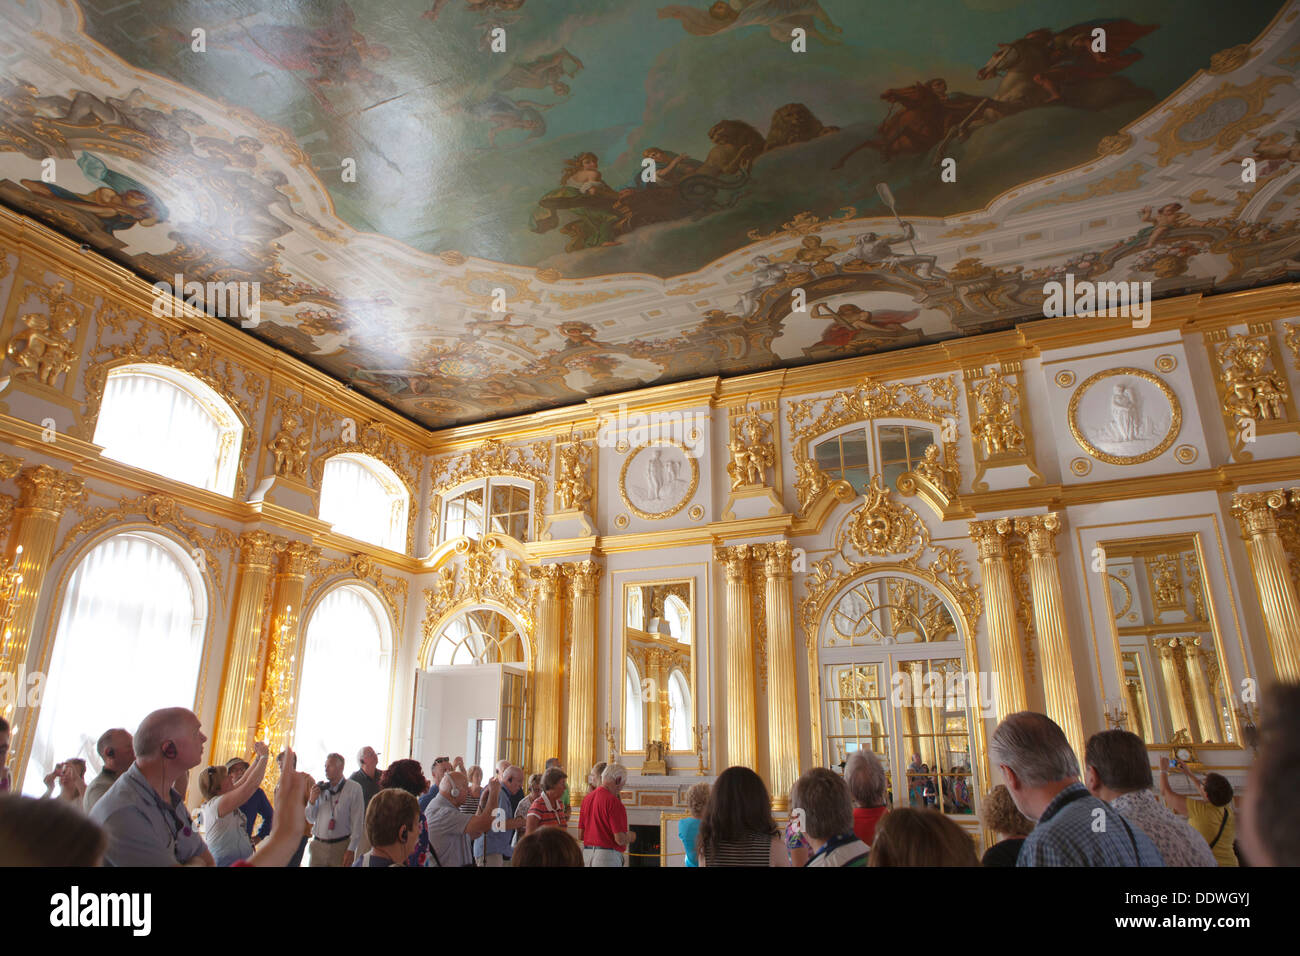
409 663 529 772
500 663 529 771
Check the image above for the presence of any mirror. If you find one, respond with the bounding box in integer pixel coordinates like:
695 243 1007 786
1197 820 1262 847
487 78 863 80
1099 534 1237 747
622 580 695 755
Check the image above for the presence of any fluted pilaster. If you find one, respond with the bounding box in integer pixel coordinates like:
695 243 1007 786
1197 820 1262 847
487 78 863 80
564 561 600 798
257 540 318 792
1014 513 1084 760
1182 639 1220 744
716 545 757 770
530 564 565 771
1230 490 1300 682
758 541 798 807
212 531 277 763
1155 640 1192 740
968 518 1026 718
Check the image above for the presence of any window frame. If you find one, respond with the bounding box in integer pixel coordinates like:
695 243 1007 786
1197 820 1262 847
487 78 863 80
318 452 410 553
439 477 534 544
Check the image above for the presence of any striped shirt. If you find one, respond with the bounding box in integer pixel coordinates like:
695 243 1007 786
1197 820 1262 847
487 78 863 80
527 794 565 828
702 831 777 867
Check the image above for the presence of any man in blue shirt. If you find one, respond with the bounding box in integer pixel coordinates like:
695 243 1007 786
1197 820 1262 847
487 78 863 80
474 765 527 865
991 711 1164 867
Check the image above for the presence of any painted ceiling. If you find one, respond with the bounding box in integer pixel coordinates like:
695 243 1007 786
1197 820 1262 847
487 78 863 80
0 0 1298 428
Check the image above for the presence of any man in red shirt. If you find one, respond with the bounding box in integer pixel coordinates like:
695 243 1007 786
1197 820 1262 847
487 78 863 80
577 760 607 865
585 762 636 867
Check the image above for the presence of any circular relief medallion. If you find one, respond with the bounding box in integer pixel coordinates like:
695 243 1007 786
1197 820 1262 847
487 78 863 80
1068 368 1181 465
619 438 699 519
614 513 630 529
1174 444 1198 464
1155 354 1178 373
1070 457 1092 476
688 505 704 521
1055 370 1076 389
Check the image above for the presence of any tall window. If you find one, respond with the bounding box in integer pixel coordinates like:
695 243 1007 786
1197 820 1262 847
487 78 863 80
820 574 976 816
93 365 241 495
23 532 206 794
319 454 409 552
441 480 532 543
668 669 691 751
812 427 870 492
294 585 392 779
624 657 643 752
878 424 936 491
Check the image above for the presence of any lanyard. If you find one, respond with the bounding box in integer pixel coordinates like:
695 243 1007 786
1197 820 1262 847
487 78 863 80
806 832 860 866
127 771 191 850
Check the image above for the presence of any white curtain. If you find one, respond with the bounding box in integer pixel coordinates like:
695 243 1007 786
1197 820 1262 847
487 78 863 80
24 533 203 795
319 457 406 552
94 371 228 493
293 586 391 781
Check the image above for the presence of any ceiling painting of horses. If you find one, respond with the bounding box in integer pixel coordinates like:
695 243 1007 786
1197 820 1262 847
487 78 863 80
0 0 1296 427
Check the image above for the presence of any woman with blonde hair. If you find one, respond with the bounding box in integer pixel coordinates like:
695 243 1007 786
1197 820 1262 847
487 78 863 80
679 782 709 867
197 741 269 866
978 784 1034 866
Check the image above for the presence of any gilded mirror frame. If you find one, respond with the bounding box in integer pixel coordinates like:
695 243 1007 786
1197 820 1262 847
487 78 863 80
620 577 697 756
1097 532 1243 750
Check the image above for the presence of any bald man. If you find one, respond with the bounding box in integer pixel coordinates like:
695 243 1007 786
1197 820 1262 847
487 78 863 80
425 770 499 867
89 707 215 866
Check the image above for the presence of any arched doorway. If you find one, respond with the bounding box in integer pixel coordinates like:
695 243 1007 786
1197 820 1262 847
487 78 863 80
819 571 979 818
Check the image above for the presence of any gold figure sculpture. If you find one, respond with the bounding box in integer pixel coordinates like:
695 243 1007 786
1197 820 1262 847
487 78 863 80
726 409 775 489
6 282 80 387
1220 338 1287 421
913 443 959 496
555 441 592 511
268 404 310 479
971 369 1024 458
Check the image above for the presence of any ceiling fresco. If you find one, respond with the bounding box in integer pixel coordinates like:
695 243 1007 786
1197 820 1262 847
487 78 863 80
0 0 1298 428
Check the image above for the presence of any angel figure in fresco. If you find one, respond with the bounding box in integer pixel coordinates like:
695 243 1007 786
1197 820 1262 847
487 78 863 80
467 94 552 147
494 49 584 97
659 0 842 45
1137 202 1191 249
810 302 918 348
234 2 392 109
19 152 167 234
1235 131 1300 177
530 153 621 251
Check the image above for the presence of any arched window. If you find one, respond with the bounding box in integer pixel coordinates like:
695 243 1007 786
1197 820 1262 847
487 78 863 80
820 573 975 817
423 608 525 666
877 424 936 491
668 669 691 751
319 454 409 552
625 586 644 630
93 365 241 495
23 531 206 794
624 656 643 752
441 479 532 543
664 594 691 644
811 427 870 492
293 585 393 779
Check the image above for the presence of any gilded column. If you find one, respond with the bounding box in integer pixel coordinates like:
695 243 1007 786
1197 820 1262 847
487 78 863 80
760 542 798 808
564 561 599 797
1182 639 1221 743
716 545 757 770
1230 490 1300 682
530 564 565 771
968 519 1026 718
1 465 84 726
255 540 318 792
1155 640 1192 739
1014 513 1085 760
211 531 278 763
1124 679 1150 741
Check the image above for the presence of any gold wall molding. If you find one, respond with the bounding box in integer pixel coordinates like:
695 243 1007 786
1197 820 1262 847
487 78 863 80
427 437 551 549
419 535 536 666
786 374 959 451
305 550 410 636
1206 325 1299 461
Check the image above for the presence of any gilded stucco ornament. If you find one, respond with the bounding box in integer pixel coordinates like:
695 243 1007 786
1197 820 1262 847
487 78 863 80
846 476 923 558
618 438 699 520
726 409 776 490
1068 367 1182 465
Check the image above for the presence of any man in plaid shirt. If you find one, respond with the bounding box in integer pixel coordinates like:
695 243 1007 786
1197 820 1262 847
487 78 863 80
992 712 1165 867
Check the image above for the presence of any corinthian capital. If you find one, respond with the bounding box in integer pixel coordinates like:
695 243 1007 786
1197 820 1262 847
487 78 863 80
568 560 602 596
1230 490 1288 537
238 530 279 568
530 562 567 596
714 544 750 579
276 540 320 577
967 518 1013 559
753 540 794 578
1013 513 1062 556
16 464 85 513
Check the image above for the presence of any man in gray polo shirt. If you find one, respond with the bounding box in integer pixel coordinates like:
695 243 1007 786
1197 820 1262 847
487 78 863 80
425 770 499 866
84 727 134 813
89 707 214 867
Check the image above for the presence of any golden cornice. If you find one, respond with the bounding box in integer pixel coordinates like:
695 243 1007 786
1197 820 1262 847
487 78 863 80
586 377 721 416
426 532 530 569
524 535 600 561
709 513 795 543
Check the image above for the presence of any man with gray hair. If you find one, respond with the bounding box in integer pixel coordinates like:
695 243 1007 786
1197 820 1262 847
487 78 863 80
84 727 134 813
843 749 889 845
584 762 636 866
577 760 607 864
992 712 1163 866
791 768 870 867
475 764 527 866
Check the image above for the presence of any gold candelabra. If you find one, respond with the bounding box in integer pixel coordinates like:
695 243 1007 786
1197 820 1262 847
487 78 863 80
603 721 617 765
694 723 709 773
1102 696 1129 730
